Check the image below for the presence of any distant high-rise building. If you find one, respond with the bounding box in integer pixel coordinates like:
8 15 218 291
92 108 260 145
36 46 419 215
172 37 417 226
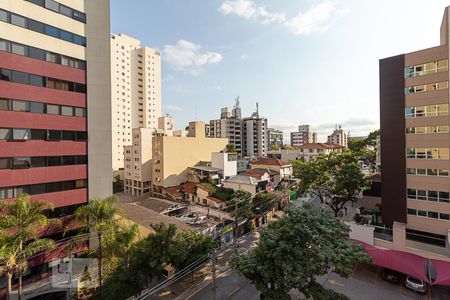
327 126 348 147
267 128 284 148
208 98 243 154
290 125 317 147
208 99 268 158
242 105 268 157
110 33 161 171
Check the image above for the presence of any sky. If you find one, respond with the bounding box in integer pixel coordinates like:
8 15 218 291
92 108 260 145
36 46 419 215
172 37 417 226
111 0 450 142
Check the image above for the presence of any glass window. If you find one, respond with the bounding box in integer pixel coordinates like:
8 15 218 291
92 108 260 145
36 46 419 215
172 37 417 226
31 156 46 168
46 104 59 115
13 157 31 169
59 5 72 17
439 169 449 177
406 168 416 174
73 11 86 23
47 130 61 140
28 47 46 60
0 99 9 110
439 192 449 202
31 129 47 140
11 14 26 27
45 0 59 12
47 182 61 193
438 126 449 133
60 30 73 42
428 190 438 201
74 83 86 93
407 208 417 215
416 148 426 159
28 0 45 5
417 168 426 175
29 102 44 114
438 59 448 71
407 188 416 199
405 107 415 118
28 19 45 33
0 128 11 140
438 81 448 89
439 148 449 159
29 184 46 195
59 80 70 91
0 69 11 81
29 74 45 87
46 52 59 63
418 210 427 217
75 179 87 188
61 181 75 191
74 107 86 117
12 71 29 84
427 169 437 176
0 10 9 23
440 213 450 220
0 158 11 169
0 188 14 199
73 35 86 46
62 156 75 165
438 104 448 116
12 129 30 140
76 131 87 141
428 211 439 219
61 106 73 116
0 39 10 52
11 43 26 56
47 156 61 166
61 56 69 66
45 25 59 38
61 131 75 140
12 100 29 112
76 155 87 165
406 127 415 134
417 190 427 200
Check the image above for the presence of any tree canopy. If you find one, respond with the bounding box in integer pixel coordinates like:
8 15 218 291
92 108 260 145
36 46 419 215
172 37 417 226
230 205 370 299
293 151 369 217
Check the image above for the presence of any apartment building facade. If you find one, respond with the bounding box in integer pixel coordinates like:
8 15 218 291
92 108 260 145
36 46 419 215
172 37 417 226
380 6 450 255
267 128 283 148
242 111 268 158
327 127 348 147
268 143 345 162
209 104 243 154
290 124 317 147
0 0 112 289
152 122 228 192
111 33 161 171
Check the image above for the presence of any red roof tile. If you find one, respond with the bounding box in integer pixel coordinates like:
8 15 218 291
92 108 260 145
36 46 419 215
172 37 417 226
252 158 291 166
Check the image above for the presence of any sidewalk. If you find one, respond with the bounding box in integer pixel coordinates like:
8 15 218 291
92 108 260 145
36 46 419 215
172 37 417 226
148 230 261 300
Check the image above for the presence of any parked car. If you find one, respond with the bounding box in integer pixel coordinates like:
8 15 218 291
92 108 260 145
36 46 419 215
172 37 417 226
380 268 401 284
405 276 427 294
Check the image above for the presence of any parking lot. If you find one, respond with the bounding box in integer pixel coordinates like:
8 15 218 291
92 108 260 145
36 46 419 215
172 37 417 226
321 264 450 300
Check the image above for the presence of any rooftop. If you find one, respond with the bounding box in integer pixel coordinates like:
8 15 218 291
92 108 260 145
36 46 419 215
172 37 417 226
190 165 221 173
224 175 259 185
252 158 291 167
241 168 279 178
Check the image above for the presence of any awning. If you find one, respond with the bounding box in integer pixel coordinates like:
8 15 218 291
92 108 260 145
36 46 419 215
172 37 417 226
354 240 450 285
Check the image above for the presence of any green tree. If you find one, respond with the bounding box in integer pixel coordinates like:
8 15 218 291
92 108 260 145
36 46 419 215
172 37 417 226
0 194 57 300
230 205 370 299
226 143 236 153
75 196 121 291
252 192 277 215
327 152 369 217
270 145 281 151
112 175 124 193
292 156 331 203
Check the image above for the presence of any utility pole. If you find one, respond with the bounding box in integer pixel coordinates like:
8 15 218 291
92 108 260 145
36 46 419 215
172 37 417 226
234 199 238 240
67 241 74 300
211 251 217 300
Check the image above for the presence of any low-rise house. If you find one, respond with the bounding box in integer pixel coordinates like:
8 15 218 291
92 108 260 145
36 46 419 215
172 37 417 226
241 168 279 188
250 158 293 179
222 174 271 196
187 165 222 184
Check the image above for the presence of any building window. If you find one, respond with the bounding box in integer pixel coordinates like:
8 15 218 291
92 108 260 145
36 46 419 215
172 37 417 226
405 59 448 77
405 81 448 94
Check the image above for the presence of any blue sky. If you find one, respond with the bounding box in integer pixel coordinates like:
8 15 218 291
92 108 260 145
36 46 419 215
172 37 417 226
111 0 450 141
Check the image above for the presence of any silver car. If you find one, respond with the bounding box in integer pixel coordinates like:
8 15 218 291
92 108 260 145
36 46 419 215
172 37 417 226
405 276 426 294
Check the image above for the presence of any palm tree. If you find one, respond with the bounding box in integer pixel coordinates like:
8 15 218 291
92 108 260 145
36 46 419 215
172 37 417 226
0 194 57 300
75 196 121 292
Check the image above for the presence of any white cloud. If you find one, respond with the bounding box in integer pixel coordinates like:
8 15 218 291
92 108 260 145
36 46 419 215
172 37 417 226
164 104 182 111
285 2 336 35
163 40 223 74
218 0 344 35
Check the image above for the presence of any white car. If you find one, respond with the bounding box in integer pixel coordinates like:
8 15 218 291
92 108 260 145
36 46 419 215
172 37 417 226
405 276 426 294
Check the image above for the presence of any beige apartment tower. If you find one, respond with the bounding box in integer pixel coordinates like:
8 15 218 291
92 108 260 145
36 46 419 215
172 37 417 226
111 33 161 171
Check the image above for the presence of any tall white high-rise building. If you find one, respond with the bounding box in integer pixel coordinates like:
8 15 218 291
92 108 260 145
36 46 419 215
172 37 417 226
111 33 161 171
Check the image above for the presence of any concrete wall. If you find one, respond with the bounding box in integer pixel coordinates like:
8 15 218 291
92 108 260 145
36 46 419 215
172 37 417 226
85 0 113 199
